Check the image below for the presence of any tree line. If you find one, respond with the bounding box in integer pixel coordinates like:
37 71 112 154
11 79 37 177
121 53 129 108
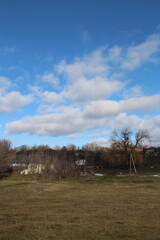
0 128 159 180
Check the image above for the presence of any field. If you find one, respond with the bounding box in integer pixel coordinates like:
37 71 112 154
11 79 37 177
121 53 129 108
0 173 160 240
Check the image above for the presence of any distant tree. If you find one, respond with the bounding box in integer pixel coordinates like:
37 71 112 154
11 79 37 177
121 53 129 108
53 145 61 150
17 145 30 151
82 143 100 168
0 139 14 177
66 144 77 151
37 145 50 151
83 143 100 152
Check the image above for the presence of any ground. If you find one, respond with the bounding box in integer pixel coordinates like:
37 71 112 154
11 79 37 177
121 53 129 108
0 172 160 240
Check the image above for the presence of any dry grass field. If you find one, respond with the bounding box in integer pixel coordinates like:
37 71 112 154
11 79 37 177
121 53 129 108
0 174 160 240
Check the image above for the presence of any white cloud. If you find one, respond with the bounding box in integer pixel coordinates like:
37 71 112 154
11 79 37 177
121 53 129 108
0 76 33 113
63 76 124 101
105 33 160 70
40 91 64 104
55 47 124 102
0 92 33 113
30 32 160 106
85 94 160 118
87 131 111 138
0 76 12 94
153 115 160 125
111 113 147 130
107 45 122 63
85 100 119 118
120 33 160 70
6 106 106 136
29 86 64 109
40 72 59 88
122 85 143 99
88 138 110 147
56 46 109 80
5 103 160 147
121 95 160 113
68 133 83 139
30 47 124 105
151 128 160 146
4 30 160 146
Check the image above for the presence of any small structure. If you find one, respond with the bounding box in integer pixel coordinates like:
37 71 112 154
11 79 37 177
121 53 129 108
20 163 55 175
21 163 46 175
143 147 160 166
75 150 86 170
75 159 86 166
11 161 27 168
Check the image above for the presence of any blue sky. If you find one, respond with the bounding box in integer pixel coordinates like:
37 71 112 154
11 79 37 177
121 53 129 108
0 0 160 147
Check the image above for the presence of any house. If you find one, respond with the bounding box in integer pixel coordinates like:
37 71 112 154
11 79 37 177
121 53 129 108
143 147 160 166
144 147 160 157
75 150 86 168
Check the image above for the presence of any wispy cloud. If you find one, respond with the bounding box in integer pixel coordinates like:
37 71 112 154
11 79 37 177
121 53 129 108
39 72 60 88
68 133 83 139
81 29 92 46
122 85 143 99
120 33 160 70
0 76 13 94
88 138 110 147
4 47 16 54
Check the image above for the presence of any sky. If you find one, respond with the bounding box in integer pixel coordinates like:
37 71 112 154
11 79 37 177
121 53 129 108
0 0 160 148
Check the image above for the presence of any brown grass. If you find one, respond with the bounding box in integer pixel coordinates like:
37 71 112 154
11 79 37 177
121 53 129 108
0 175 160 240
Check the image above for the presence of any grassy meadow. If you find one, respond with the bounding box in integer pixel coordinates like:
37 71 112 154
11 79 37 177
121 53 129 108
0 173 160 240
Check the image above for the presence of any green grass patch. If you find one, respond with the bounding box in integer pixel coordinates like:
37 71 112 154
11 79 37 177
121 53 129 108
0 179 32 188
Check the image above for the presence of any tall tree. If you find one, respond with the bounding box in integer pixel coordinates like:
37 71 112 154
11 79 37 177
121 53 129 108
111 128 150 150
110 128 150 165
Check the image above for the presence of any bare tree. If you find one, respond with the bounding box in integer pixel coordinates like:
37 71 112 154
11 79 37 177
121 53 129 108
110 128 150 166
82 143 100 170
66 144 77 151
111 128 150 150
18 145 79 180
111 128 132 152
0 139 14 177
134 130 151 148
